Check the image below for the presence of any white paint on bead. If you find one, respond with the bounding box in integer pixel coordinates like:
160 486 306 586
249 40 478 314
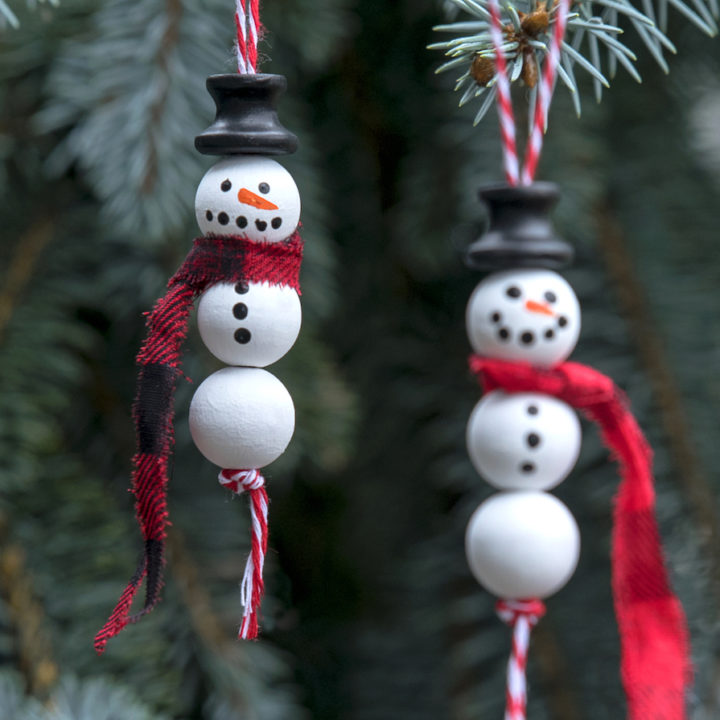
197 281 301 367
467 390 581 491
189 367 295 469
195 156 301 242
465 491 580 599
466 269 580 367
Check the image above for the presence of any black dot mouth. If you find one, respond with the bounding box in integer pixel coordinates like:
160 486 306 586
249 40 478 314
218 212 229 225
558 316 568 328
520 462 536 474
544 328 555 340
234 328 251 344
205 210 213 221
520 331 535 345
271 217 282 229
255 219 267 231
236 215 248 228
490 311 501 323
497 327 511 341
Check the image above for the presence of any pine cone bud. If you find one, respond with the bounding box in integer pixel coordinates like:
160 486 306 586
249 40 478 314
520 47 538 88
471 55 495 86
521 6 550 35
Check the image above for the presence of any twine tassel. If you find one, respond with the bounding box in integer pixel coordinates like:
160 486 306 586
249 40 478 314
219 468 269 640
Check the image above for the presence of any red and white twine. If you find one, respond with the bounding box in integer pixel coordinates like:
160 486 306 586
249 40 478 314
234 0 261 74
488 0 571 186
496 599 546 720
219 468 269 639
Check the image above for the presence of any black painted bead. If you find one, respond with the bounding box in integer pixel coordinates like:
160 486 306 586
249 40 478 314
218 212 229 225
545 329 555 339
206 210 213 221
498 327 510 341
221 179 232 192
235 281 249 294
237 215 248 228
491 311 501 323
544 291 557 303
520 331 535 345
558 316 568 328
520 462 535 473
234 328 251 344
259 182 270 194
527 405 538 415
233 303 248 320
271 217 282 229
506 286 521 299
255 219 267 231
526 432 540 448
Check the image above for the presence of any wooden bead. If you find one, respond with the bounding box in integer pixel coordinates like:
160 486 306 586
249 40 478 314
189 367 294 469
465 491 580 599
467 390 581 491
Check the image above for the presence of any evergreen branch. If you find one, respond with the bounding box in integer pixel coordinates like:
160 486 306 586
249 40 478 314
0 512 58 698
0 0 19 29
433 0 715 131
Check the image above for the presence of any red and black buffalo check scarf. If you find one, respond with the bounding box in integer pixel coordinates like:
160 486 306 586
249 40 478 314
469 355 691 720
94 232 303 654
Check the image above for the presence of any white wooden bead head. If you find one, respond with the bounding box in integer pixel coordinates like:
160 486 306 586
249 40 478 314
195 156 301 242
466 268 581 367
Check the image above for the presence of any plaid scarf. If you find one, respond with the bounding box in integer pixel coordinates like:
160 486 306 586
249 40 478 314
469 355 691 720
94 232 303 654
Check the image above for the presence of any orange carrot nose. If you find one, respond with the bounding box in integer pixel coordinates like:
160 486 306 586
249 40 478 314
525 299 555 316
237 188 279 211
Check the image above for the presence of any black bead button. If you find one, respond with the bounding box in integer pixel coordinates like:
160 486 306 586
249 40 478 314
526 432 541 448
233 303 248 320
527 405 538 415
235 282 249 294
234 328 251 344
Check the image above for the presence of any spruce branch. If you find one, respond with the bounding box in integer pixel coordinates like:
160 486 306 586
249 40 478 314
432 0 718 129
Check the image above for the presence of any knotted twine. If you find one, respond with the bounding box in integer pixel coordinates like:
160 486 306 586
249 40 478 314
470 355 691 720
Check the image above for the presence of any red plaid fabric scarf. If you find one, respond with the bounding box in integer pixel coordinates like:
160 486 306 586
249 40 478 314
469 356 691 720
94 232 303 654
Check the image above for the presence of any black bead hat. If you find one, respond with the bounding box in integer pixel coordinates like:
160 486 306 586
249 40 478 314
195 74 298 156
464 183 573 271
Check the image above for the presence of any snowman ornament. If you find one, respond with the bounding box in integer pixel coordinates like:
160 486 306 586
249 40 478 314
95 73 303 652
460 184 690 720
465 268 583 676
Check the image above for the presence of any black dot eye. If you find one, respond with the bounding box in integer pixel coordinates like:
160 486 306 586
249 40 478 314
526 433 541 448
558 316 568 328
235 282 249 294
236 216 248 228
218 212 229 225
544 291 557 303
205 210 213 221
520 331 535 345
221 180 232 192
234 328 251 344
258 182 270 194
271 217 282 229
520 462 536 474
544 329 555 339
506 286 521 299
233 303 248 320
527 405 538 416
498 327 511 341
490 311 501 323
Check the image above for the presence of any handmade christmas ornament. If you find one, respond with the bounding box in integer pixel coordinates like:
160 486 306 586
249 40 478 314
95 1 303 652
429 0 712 715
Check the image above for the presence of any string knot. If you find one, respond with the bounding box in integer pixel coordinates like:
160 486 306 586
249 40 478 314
496 598 546 628
219 468 265 494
